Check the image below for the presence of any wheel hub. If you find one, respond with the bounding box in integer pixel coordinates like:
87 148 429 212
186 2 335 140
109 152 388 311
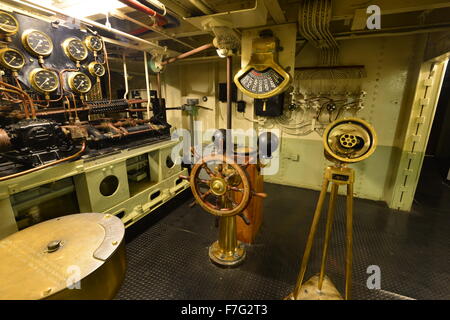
210 177 227 196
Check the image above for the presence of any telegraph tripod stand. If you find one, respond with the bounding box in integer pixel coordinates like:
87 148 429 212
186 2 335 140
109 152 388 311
287 117 377 300
288 165 355 300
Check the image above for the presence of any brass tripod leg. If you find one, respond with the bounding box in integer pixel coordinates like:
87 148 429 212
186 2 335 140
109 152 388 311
318 183 339 290
293 176 330 297
344 182 354 300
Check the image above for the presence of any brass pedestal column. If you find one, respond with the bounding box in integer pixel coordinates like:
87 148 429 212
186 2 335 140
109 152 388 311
288 165 355 300
209 198 246 267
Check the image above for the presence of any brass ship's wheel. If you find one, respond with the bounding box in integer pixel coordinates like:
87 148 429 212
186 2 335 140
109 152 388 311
188 154 253 217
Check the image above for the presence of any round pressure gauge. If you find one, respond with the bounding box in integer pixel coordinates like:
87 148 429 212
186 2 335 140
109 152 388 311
68 72 92 94
21 29 53 57
63 37 88 62
88 61 105 77
29 68 59 93
0 48 25 70
0 11 19 35
84 35 103 52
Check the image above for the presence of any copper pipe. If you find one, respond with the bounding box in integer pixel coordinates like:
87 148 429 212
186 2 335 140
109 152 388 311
161 43 214 65
119 0 168 26
36 106 90 116
103 44 112 103
226 55 232 130
0 141 86 182
157 72 162 110
0 81 35 118
0 86 30 119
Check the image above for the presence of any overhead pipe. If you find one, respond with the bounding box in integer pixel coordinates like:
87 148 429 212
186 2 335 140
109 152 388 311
136 0 180 28
119 0 172 27
161 43 214 65
226 56 232 130
110 9 194 49
13 0 165 51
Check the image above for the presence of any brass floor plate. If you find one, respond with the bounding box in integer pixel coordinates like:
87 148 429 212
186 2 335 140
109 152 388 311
208 240 246 267
288 275 343 300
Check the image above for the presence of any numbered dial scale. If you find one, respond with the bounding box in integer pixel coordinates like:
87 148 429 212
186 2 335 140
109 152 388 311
237 68 285 96
22 30 53 57
88 61 105 77
0 48 25 70
68 72 92 94
84 35 103 52
29 68 59 93
63 37 88 62
0 11 19 36
234 36 291 99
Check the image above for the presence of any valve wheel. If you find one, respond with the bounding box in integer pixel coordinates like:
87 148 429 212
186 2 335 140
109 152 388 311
187 154 252 217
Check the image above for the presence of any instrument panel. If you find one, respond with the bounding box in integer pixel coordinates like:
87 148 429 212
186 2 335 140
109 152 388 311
0 10 107 97
68 72 92 94
21 29 53 57
29 68 59 93
63 37 88 62
0 11 19 35
0 48 25 70
85 35 103 52
88 61 105 77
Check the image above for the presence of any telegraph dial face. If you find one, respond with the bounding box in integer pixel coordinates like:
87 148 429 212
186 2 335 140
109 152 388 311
234 36 291 99
237 67 285 96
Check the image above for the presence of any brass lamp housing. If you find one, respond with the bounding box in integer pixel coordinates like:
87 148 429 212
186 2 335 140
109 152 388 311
234 36 291 99
0 48 25 70
323 117 377 164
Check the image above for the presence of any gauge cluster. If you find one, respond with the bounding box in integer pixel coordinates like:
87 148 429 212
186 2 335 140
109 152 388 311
0 9 172 176
0 10 106 96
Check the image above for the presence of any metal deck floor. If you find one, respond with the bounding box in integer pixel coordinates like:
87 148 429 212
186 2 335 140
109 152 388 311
116 161 450 300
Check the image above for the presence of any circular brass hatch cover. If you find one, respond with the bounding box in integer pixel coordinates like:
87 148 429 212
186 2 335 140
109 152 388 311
0 213 125 300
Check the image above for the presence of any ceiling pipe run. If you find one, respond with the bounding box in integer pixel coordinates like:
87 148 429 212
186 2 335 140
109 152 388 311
12 0 166 52
161 43 215 65
119 0 168 26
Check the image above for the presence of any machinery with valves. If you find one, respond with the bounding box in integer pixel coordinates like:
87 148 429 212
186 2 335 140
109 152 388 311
287 117 377 300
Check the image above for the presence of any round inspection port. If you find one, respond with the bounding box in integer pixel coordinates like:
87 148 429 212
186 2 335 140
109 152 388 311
99 175 119 196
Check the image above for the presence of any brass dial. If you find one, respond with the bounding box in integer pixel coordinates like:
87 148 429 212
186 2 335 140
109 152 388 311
87 61 105 77
29 68 59 93
84 35 103 52
0 48 25 70
68 72 92 94
0 11 19 36
21 29 53 57
63 37 88 62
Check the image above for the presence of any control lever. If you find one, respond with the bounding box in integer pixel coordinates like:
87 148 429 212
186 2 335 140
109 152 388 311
238 212 251 225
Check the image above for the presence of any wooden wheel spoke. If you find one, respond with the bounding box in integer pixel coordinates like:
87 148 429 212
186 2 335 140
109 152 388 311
201 162 215 177
229 186 244 193
225 194 238 208
196 178 210 186
200 190 211 200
